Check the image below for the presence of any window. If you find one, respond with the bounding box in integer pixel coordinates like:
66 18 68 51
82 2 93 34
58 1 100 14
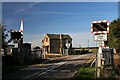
46 38 48 42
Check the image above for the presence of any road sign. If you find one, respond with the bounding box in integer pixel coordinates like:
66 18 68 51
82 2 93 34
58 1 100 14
91 20 109 34
94 34 107 41
97 41 104 47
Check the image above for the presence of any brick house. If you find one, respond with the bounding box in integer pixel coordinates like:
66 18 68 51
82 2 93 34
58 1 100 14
42 34 72 54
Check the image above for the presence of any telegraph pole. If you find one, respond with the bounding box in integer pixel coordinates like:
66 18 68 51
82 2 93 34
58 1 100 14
88 39 89 51
65 39 70 55
60 34 62 54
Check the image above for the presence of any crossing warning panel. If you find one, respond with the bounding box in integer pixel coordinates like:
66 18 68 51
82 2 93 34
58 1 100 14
93 22 107 31
91 20 109 34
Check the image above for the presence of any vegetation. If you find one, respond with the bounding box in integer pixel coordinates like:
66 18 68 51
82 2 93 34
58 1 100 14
1 23 12 56
75 67 95 79
107 18 120 53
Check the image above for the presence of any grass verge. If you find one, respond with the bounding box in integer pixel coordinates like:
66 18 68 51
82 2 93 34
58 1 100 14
75 67 95 79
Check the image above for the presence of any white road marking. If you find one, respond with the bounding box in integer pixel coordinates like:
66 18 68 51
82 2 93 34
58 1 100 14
20 67 49 70
23 61 67 79
22 54 94 80
47 70 57 72
70 55 86 60
61 70 71 72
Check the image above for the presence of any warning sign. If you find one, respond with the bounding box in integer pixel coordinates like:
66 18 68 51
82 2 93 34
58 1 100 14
94 34 107 41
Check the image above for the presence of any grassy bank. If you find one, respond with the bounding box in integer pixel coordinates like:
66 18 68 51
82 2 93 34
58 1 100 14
75 67 95 79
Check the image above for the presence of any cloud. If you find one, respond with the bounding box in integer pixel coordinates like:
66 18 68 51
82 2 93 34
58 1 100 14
13 2 40 15
14 10 116 15
29 2 40 7
14 9 26 15
12 2 116 15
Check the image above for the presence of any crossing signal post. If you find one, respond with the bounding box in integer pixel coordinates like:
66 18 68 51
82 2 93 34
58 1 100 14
10 18 24 64
10 30 24 64
91 20 110 78
11 31 23 41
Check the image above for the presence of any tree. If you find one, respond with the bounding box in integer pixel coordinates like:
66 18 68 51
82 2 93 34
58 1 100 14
1 23 12 56
108 18 120 53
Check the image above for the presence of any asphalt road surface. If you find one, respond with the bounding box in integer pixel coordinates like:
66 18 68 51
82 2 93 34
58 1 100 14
2 53 95 80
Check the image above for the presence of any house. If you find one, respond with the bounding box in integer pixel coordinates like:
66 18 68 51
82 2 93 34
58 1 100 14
42 34 72 54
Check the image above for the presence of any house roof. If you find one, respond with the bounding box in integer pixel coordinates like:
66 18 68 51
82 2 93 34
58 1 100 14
46 34 72 40
34 46 41 49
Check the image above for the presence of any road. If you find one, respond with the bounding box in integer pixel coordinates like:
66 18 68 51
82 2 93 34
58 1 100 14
2 53 95 80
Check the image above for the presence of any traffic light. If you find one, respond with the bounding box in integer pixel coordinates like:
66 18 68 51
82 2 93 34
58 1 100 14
11 31 23 40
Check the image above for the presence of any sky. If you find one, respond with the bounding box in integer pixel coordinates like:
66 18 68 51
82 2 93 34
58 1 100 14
2 2 118 48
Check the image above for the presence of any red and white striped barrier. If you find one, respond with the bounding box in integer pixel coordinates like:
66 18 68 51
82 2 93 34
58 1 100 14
12 30 21 32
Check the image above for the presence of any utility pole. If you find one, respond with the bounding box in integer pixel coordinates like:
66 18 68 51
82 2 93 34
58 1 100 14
65 39 70 55
60 34 62 54
88 39 89 51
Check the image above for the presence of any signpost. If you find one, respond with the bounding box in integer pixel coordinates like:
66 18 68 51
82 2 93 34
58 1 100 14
91 20 110 78
96 41 104 47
